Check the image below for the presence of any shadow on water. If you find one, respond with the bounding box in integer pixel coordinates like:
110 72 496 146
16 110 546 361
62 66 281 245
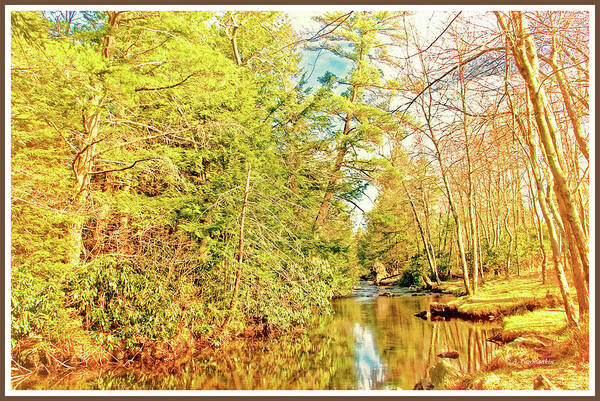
21 283 500 390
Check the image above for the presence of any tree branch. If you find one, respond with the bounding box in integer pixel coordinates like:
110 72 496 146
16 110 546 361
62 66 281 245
392 46 505 116
135 73 195 92
89 158 158 175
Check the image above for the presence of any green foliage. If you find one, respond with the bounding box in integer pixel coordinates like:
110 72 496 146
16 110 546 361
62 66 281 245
70 258 182 344
398 255 425 287
436 256 452 281
10 10 365 357
11 266 66 343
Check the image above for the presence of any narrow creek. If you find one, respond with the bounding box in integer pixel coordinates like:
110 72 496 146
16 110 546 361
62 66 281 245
22 282 501 390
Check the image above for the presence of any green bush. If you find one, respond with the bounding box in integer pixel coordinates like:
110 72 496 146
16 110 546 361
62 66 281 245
436 256 451 281
398 254 425 287
11 265 65 344
69 258 186 347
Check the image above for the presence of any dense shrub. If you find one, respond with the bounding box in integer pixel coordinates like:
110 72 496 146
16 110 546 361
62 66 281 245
398 254 425 287
436 256 451 281
11 266 66 344
69 258 188 346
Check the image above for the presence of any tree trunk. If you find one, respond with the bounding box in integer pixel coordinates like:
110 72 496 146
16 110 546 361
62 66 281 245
223 163 252 328
66 11 122 265
526 165 547 284
540 38 588 161
424 127 471 294
314 141 348 230
458 46 478 292
118 171 132 253
514 84 578 326
314 86 357 230
422 188 441 283
556 194 589 318
403 182 438 284
497 11 588 287
503 208 513 277
66 107 101 265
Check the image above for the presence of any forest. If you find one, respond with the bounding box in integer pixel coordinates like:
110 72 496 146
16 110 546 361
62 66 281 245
10 10 590 391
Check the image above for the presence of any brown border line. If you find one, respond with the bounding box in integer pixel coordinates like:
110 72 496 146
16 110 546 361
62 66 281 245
1 1 597 400
1 1 599 5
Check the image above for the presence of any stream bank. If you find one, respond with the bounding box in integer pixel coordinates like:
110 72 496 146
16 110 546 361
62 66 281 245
408 273 589 390
11 276 588 391
12 281 501 390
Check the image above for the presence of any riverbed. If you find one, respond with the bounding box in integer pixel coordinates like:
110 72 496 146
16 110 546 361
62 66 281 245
20 282 500 390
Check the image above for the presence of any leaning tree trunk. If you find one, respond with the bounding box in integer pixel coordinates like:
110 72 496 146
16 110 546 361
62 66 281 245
223 163 252 328
314 86 357 230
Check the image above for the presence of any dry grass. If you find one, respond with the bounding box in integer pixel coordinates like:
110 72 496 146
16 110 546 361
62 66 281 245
452 360 589 390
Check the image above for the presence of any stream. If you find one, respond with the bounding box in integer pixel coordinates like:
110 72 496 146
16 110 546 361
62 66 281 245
21 282 501 390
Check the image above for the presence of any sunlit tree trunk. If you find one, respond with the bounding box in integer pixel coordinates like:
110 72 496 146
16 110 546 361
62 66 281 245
539 35 589 162
457 46 478 292
516 88 578 327
496 11 588 286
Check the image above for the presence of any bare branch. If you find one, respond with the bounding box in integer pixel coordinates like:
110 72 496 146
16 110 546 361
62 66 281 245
89 158 159 175
135 73 195 92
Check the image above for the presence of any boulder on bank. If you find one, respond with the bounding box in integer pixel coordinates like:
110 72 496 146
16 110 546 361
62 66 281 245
429 360 461 389
438 351 459 359
413 378 434 390
373 261 387 285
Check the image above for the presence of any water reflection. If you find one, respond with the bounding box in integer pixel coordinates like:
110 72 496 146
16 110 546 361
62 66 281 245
353 323 385 389
19 283 500 390
336 286 500 389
